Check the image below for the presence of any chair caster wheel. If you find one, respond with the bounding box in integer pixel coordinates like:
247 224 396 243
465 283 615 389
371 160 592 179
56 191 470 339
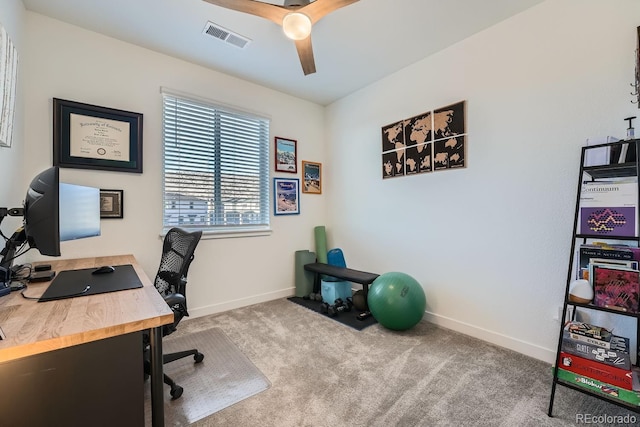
170 385 184 400
194 352 204 363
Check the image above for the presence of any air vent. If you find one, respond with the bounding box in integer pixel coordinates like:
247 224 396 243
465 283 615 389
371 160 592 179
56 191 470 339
202 21 251 49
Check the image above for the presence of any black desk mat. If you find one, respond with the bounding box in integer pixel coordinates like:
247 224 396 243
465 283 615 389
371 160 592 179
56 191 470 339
38 264 143 302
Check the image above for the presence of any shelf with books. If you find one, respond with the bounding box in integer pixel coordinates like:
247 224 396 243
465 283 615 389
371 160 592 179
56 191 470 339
583 162 637 180
576 234 639 241
567 301 640 318
549 138 640 417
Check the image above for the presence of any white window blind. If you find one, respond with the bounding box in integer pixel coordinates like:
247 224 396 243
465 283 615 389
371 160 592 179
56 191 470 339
162 90 270 234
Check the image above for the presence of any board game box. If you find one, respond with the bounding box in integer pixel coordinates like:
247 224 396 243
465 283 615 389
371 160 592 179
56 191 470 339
559 351 633 390
556 368 640 407
562 331 631 370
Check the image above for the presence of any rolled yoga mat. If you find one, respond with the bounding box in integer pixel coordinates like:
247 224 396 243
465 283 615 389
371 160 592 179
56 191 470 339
294 250 316 297
327 248 347 268
314 226 328 264
324 248 347 282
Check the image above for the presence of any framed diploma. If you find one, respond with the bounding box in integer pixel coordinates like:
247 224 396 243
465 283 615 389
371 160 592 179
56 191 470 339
53 98 143 173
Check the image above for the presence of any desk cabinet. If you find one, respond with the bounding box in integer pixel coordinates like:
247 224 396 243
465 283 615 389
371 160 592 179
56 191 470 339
0 331 143 427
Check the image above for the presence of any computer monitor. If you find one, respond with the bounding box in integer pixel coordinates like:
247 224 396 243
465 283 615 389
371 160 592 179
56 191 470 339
0 166 101 274
59 183 101 242
23 166 61 257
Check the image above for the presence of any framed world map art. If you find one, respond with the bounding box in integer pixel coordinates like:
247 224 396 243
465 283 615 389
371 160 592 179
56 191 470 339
381 100 467 179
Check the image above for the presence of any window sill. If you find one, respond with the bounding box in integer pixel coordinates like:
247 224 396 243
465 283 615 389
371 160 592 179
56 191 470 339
161 227 272 240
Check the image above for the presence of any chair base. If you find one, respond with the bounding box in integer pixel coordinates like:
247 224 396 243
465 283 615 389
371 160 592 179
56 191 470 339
144 348 205 400
164 348 204 364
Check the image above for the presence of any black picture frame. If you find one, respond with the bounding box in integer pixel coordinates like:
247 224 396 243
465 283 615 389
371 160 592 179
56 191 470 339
53 98 143 173
100 189 124 219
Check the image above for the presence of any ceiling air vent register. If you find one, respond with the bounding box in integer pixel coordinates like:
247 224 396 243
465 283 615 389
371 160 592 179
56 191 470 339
202 21 251 49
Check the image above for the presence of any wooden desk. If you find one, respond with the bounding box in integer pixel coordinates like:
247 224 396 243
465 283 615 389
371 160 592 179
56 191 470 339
0 254 174 427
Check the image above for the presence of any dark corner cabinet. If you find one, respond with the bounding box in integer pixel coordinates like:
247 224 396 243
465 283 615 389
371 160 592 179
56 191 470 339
548 138 640 416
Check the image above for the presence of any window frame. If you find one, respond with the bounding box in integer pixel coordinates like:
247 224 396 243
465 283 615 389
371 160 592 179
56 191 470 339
161 88 272 239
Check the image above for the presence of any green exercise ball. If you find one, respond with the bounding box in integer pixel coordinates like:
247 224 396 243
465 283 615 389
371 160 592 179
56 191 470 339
368 272 426 330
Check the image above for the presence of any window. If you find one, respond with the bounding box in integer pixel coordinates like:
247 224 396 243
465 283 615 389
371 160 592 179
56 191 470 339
162 89 270 236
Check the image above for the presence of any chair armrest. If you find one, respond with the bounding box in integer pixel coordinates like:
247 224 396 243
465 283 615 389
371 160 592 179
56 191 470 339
164 292 185 307
162 292 189 336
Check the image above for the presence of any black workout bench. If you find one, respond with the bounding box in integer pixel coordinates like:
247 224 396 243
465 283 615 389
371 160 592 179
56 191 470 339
303 263 379 300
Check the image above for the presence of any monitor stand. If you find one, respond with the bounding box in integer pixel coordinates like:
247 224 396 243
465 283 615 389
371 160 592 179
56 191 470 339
0 228 26 294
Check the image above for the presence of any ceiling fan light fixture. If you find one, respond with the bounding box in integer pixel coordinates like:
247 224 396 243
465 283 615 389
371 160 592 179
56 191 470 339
282 12 312 40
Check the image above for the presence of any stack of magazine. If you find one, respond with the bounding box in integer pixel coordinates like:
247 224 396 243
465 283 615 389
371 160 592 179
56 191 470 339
576 243 640 313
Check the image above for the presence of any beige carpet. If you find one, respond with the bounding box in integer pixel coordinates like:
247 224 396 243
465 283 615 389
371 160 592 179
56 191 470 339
145 298 636 426
143 328 271 426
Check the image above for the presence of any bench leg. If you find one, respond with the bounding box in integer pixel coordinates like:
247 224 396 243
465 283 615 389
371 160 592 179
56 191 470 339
360 283 371 310
313 272 321 294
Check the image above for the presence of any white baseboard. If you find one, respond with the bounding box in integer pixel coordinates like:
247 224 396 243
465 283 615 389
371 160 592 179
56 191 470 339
423 311 555 364
188 287 295 318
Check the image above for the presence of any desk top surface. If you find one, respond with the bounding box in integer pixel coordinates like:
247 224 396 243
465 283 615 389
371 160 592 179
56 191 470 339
0 254 174 363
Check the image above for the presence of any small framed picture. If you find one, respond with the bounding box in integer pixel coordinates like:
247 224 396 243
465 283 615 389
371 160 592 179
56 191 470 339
302 161 322 194
100 189 123 219
274 178 300 215
275 136 297 173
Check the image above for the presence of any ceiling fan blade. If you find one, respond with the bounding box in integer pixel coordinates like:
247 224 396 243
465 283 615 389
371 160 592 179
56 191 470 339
204 0 354 76
202 0 287 25
301 0 360 24
295 36 316 75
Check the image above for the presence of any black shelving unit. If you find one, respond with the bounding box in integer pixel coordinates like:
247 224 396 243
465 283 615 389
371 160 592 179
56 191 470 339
548 138 640 416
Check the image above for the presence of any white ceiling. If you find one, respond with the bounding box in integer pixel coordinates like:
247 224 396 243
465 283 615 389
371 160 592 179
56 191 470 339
22 0 545 106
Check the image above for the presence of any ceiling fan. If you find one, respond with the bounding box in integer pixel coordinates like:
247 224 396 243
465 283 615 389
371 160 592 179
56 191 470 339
202 0 360 75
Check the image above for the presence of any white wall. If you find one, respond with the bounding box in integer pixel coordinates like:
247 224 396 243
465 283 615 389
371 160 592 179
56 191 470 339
325 0 640 363
0 0 25 235
22 12 327 316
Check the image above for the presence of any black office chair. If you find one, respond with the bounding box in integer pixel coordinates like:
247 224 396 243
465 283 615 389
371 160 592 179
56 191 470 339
144 227 204 400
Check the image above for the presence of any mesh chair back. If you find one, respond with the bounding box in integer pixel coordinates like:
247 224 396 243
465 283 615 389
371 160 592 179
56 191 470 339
154 228 202 298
